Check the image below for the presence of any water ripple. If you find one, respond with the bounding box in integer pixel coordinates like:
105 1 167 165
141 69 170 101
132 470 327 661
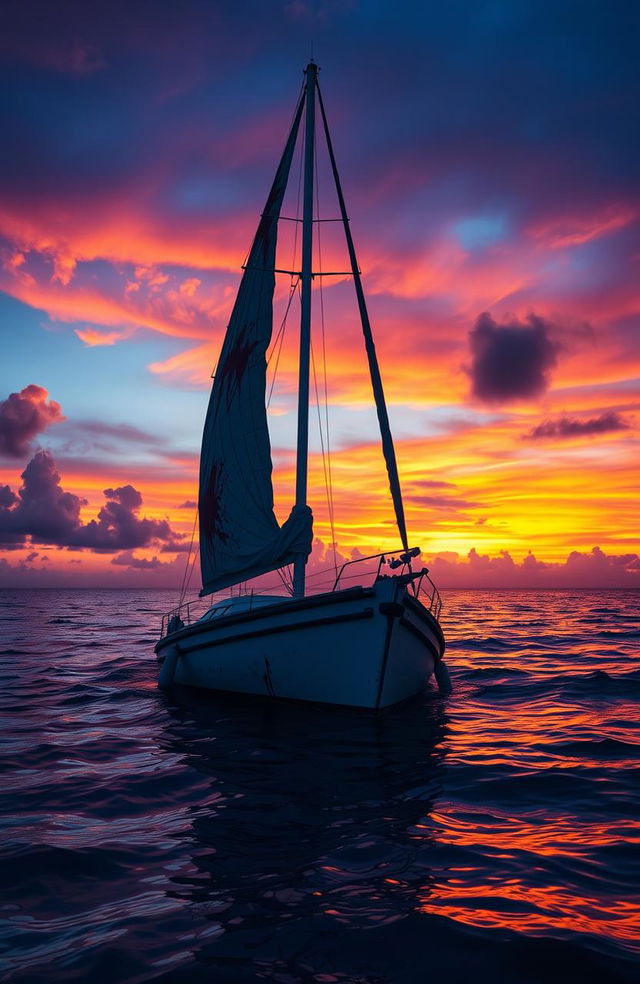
1 587 638 983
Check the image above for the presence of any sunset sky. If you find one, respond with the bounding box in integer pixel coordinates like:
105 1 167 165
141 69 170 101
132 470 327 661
1 0 638 589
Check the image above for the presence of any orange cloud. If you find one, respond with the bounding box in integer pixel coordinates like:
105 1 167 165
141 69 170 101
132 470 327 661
148 343 217 384
75 326 136 346
0 260 235 342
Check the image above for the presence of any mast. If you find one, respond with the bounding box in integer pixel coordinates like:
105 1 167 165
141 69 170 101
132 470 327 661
292 61 317 598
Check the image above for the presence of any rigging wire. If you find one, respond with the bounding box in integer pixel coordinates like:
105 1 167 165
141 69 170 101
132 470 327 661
266 277 300 405
266 100 305 407
313 120 338 576
277 125 305 599
291 119 305 290
310 338 337 578
240 80 306 279
316 77 410 554
182 545 200 599
276 565 294 595
266 283 298 407
178 506 199 607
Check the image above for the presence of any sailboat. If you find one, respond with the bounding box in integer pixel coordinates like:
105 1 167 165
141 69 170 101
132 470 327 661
155 63 449 708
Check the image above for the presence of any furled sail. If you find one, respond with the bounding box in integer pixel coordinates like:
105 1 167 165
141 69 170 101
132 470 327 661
199 94 312 596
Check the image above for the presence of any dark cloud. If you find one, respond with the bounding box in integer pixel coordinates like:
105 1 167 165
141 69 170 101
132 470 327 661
526 411 630 440
72 484 180 550
0 451 81 548
160 540 193 553
178 500 197 508
0 384 65 458
468 312 561 403
0 450 182 551
0 486 18 508
103 485 142 509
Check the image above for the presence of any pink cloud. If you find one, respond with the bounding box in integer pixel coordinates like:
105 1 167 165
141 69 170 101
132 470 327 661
428 546 640 590
0 535 637 591
528 204 639 250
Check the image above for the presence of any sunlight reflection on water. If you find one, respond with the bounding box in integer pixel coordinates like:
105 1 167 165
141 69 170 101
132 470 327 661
0 588 638 983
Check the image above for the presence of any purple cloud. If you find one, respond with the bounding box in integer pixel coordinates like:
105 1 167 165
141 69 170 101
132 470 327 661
428 546 640 589
111 550 166 570
414 480 456 490
0 486 18 508
410 494 480 512
67 420 163 446
526 411 630 440
0 450 182 551
0 451 82 547
0 384 65 458
407 478 480 513
468 312 561 403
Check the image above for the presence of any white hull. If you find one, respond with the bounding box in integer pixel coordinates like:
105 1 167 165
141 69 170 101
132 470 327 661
155 579 445 709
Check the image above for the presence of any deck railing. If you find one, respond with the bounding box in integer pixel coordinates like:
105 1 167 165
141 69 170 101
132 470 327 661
160 550 442 638
160 596 215 638
159 590 270 638
417 571 442 620
332 550 442 621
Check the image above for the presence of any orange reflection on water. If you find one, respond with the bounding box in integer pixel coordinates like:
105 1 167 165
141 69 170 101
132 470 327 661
423 812 640 860
418 878 640 945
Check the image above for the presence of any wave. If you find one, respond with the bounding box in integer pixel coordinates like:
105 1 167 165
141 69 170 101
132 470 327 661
542 737 640 759
0 587 638 983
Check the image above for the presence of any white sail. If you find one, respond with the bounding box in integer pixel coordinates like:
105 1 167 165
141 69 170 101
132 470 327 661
199 96 312 596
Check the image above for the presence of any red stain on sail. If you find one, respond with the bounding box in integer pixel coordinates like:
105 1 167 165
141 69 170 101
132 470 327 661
218 322 259 406
199 460 229 544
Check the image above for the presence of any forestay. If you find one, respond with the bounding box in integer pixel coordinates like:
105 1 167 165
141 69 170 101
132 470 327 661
198 94 312 596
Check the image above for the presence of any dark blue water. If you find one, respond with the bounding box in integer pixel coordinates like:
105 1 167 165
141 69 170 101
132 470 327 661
1 589 639 983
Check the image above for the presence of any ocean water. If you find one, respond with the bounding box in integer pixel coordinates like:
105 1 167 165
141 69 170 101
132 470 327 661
1 588 639 984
